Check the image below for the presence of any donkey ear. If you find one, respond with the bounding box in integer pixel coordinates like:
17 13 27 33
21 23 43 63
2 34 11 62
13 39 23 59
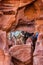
0 30 6 50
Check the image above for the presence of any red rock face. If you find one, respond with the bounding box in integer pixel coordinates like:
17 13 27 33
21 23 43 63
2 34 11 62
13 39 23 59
0 15 16 31
0 30 6 50
0 30 13 65
0 0 43 65
33 33 43 65
9 44 33 65
0 49 11 65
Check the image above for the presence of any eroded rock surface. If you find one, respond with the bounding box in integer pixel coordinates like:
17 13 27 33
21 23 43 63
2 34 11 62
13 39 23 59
0 0 43 65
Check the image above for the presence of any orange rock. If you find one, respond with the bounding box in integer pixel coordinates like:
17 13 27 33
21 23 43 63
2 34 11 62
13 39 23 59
33 33 43 65
0 30 6 50
35 20 43 33
0 49 11 65
9 44 33 65
0 15 16 31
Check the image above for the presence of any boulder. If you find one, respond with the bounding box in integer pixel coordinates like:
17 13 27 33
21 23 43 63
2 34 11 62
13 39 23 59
9 44 33 65
33 33 43 65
